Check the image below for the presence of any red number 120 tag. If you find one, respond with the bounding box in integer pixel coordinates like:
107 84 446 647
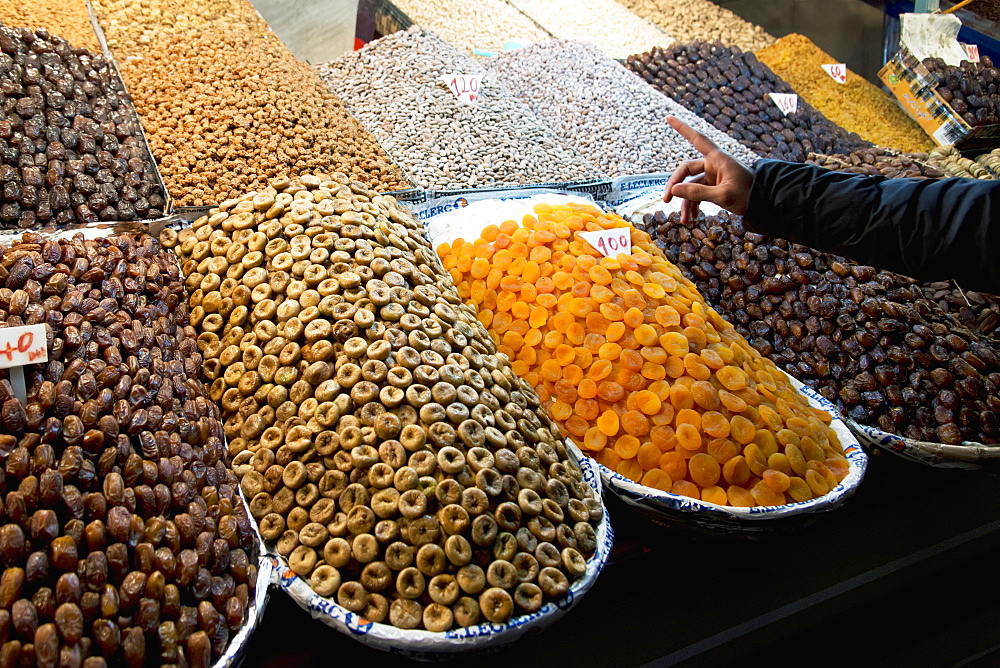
441 74 481 104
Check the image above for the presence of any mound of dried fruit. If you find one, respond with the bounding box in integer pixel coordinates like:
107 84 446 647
0 232 258 666
626 40 871 162
923 55 1000 129
0 24 167 229
165 174 603 630
438 202 849 508
757 34 935 153
806 149 943 179
641 210 1000 445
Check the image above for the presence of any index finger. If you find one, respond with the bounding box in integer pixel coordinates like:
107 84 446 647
663 159 704 202
666 116 719 157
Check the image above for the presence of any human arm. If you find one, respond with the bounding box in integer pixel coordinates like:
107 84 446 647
662 116 753 225
745 159 1000 294
662 115 1000 294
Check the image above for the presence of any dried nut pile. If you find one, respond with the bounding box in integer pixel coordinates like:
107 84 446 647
757 35 935 153
923 55 1000 128
506 0 673 60
0 232 258 665
390 0 549 55
806 149 943 179
488 40 758 178
615 0 774 53
925 146 998 180
90 0 271 49
89 19 409 208
316 28 605 192
0 25 167 229
0 0 100 51
626 41 872 162
641 210 1000 445
438 203 848 507
165 174 603 630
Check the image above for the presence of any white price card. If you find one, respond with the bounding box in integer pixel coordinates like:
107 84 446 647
441 74 482 104
0 324 47 369
821 63 847 84
963 44 981 62
580 228 633 259
768 92 798 116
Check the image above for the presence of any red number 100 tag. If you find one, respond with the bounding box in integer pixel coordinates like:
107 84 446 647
579 228 632 259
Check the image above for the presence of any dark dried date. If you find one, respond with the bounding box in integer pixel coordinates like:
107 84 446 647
0 233 254 664
641 209 1000 445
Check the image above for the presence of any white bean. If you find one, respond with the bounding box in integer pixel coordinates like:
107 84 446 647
317 28 605 190
489 40 759 177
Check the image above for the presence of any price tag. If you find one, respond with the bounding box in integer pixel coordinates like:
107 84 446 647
821 63 847 84
768 92 799 116
0 324 47 369
963 43 981 62
579 228 632 259
441 74 481 104
0 324 47 405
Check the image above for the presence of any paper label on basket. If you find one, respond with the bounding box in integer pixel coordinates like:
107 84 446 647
821 63 847 84
440 74 481 104
963 43 980 62
0 324 47 369
768 93 798 116
579 228 632 258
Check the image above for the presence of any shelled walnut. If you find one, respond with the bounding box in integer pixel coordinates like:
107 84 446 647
0 0 100 51
166 174 603 630
88 0 411 207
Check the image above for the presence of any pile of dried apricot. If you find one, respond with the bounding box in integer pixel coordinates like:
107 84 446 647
438 202 849 508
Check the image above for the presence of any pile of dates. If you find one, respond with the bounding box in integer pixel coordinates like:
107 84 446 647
166 174 603 631
0 232 258 666
640 210 1000 445
806 148 944 179
0 24 167 229
924 55 1000 128
921 280 1000 341
625 40 871 162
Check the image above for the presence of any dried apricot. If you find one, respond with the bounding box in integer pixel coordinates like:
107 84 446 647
438 202 847 507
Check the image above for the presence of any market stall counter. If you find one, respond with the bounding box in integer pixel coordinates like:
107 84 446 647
241 454 1000 666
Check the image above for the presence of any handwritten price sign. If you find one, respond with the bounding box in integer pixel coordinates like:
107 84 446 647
768 92 798 116
441 74 481 104
580 228 633 259
963 44 981 62
0 324 47 369
821 63 847 84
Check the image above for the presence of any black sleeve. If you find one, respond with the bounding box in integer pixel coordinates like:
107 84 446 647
743 159 1000 295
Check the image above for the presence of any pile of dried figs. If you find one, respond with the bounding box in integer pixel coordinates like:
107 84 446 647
165 174 603 631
